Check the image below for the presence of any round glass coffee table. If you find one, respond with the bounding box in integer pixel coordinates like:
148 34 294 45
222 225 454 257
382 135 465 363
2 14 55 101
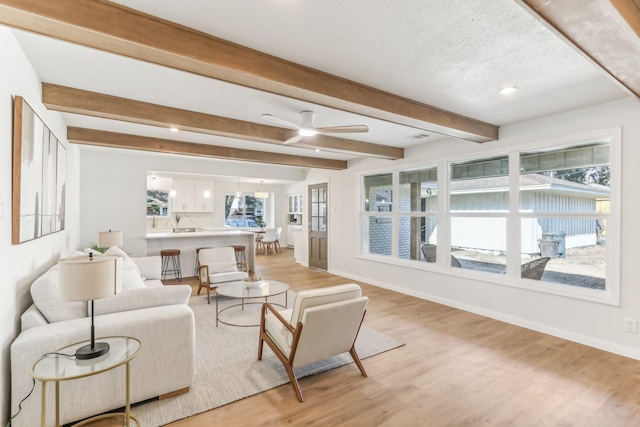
215 280 289 327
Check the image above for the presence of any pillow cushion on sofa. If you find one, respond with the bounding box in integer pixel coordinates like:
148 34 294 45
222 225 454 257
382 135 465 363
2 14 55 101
30 265 87 323
133 256 162 281
104 246 146 290
93 285 192 316
104 246 141 276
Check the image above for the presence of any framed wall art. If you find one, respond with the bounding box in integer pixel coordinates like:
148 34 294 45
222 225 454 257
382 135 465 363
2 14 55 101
12 96 66 244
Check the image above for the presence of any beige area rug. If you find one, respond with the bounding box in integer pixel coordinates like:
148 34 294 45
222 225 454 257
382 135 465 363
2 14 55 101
131 291 404 426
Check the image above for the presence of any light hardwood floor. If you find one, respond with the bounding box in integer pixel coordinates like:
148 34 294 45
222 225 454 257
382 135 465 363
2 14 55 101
102 248 640 426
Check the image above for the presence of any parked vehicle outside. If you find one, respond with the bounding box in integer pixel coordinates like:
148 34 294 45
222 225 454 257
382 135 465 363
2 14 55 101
225 218 259 228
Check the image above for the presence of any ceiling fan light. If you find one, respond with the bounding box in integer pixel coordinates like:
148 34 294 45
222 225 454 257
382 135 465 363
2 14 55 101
499 86 517 95
298 128 317 137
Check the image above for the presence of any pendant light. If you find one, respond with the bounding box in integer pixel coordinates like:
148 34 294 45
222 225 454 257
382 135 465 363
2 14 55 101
169 179 176 198
255 180 269 199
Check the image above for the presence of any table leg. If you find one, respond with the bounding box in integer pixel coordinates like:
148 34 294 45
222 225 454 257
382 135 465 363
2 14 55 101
40 381 46 427
126 361 131 427
55 381 60 427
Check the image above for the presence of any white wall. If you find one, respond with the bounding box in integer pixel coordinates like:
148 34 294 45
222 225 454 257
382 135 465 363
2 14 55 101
302 97 640 360
0 29 80 423
78 146 306 257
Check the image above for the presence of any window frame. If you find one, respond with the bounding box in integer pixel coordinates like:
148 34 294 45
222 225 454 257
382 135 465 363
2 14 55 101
223 192 270 228
357 127 621 305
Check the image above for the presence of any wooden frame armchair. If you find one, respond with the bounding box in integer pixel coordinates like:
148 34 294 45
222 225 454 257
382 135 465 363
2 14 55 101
257 284 369 402
197 247 248 303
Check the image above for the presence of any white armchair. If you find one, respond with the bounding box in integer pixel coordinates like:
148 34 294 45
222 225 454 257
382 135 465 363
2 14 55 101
257 284 369 401
197 247 248 303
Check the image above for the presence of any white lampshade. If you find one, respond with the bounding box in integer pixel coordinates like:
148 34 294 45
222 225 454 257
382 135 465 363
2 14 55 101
58 255 122 302
99 230 123 248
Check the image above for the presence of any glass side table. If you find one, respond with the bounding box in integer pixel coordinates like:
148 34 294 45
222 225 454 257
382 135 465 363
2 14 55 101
31 336 141 427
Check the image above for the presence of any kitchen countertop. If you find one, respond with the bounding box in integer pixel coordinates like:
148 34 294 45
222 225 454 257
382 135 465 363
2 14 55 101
146 228 255 239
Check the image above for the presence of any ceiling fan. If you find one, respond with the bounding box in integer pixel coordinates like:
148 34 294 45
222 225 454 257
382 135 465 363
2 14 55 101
261 110 369 145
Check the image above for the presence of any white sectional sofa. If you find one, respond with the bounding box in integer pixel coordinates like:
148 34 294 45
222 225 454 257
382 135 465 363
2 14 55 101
10 248 196 427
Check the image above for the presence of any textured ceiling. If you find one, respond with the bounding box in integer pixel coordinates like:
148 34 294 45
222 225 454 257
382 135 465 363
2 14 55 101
8 0 629 165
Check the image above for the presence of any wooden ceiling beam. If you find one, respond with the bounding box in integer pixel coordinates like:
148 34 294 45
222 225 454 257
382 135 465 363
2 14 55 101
43 84 403 160
0 0 498 143
519 0 640 100
67 127 348 170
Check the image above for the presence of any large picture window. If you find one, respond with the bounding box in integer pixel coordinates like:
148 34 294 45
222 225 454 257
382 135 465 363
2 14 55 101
449 156 509 273
224 194 266 228
398 167 437 262
518 143 610 290
359 130 619 304
362 174 393 256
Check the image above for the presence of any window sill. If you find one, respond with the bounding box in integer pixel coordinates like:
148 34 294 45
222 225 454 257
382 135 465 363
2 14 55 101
356 253 618 306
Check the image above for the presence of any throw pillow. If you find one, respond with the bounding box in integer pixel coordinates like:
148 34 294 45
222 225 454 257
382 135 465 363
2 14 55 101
30 265 88 323
132 256 162 281
105 247 145 290
105 246 141 277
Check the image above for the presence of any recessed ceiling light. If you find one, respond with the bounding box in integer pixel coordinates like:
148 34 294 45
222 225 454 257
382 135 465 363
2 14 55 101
298 129 317 136
315 149 320 152
170 127 179 132
499 86 517 95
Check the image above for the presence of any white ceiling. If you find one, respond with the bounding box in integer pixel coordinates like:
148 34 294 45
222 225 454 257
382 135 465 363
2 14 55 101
10 0 629 163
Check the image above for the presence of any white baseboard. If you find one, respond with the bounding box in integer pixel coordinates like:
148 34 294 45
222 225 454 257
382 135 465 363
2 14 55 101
329 267 640 361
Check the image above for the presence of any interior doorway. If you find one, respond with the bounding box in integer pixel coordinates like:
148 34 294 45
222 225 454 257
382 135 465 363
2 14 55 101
308 183 328 270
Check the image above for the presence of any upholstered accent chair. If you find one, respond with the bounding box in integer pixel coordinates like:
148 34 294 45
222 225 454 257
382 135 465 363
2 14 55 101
197 247 248 303
257 284 369 401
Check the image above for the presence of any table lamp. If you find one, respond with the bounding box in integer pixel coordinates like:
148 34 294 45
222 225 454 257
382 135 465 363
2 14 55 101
58 254 122 359
99 230 123 248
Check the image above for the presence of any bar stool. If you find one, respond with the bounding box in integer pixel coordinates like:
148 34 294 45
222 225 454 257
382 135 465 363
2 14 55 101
161 249 182 282
232 245 247 271
194 247 210 276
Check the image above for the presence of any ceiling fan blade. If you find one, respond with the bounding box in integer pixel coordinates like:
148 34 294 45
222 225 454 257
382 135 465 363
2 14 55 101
261 114 301 130
315 125 369 134
283 134 303 145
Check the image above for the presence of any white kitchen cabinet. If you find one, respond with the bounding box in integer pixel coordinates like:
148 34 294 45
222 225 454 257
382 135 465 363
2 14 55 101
172 181 195 212
173 180 213 212
288 194 302 214
194 182 213 212
288 225 302 247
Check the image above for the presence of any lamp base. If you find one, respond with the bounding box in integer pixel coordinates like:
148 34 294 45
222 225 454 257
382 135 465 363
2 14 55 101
75 341 110 360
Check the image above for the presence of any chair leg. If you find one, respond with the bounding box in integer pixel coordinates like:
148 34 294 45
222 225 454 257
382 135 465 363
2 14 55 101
349 346 367 377
258 310 265 360
283 363 304 402
206 286 210 305
258 328 305 402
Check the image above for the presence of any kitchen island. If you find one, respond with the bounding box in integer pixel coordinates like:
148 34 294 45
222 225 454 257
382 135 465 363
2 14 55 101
146 229 256 277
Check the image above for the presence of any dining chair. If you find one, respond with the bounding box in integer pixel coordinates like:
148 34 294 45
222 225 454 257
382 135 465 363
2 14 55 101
260 229 278 255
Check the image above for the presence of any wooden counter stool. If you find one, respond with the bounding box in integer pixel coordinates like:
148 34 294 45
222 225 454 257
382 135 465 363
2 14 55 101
194 247 211 276
232 245 247 271
161 249 182 282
